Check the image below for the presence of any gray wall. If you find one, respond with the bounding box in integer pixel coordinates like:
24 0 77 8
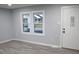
12 4 79 46
12 5 62 46
0 9 13 41
0 4 78 46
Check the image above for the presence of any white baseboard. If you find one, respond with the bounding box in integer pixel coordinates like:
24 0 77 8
0 39 11 44
0 39 61 48
11 39 61 48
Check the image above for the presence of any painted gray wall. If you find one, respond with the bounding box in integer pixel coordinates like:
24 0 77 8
0 9 13 41
12 5 62 46
0 4 79 46
12 4 79 46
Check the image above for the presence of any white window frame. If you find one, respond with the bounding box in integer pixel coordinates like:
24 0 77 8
20 10 45 36
32 10 45 36
20 12 32 34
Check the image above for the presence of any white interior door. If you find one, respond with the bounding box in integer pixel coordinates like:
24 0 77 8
62 7 79 50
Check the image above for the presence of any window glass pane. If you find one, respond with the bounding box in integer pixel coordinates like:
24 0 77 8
22 14 30 32
33 12 44 34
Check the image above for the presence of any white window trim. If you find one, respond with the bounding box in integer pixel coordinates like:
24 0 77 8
32 10 45 36
20 12 32 34
20 10 45 36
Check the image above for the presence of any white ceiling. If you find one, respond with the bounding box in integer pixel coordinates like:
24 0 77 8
0 4 37 9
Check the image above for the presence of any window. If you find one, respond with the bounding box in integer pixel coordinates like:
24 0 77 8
20 11 45 35
33 11 44 34
20 12 31 34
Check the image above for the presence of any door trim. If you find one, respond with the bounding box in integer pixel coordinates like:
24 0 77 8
60 7 63 48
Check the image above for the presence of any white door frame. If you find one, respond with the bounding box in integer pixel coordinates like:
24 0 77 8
60 6 79 48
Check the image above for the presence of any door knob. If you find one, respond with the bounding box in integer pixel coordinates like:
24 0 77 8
62 28 65 30
62 28 65 34
62 31 65 33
